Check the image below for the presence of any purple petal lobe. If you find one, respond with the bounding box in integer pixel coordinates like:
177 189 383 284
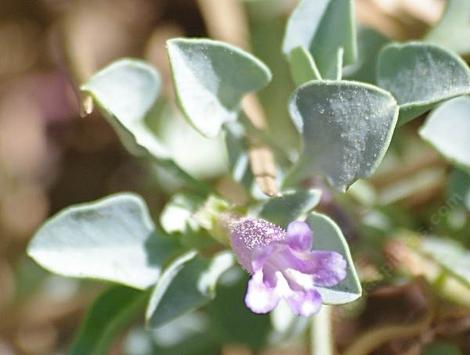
245 270 281 313
286 221 313 250
285 288 322 316
307 251 347 287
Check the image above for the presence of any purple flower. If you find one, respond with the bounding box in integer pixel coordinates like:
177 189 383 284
230 218 346 316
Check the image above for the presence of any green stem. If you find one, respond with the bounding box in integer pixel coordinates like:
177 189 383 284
311 305 334 355
153 157 212 196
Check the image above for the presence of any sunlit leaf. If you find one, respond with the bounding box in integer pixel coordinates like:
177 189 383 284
306 212 362 304
377 42 470 124
419 97 470 171
28 193 178 289
81 59 168 159
285 80 398 192
168 38 272 137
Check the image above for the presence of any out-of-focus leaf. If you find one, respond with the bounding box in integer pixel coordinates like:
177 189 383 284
224 121 253 186
156 101 229 180
377 42 470 124
422 341 462 355
419 97 470 171
419 237 470 288
28 193 178 290
285 81 398 192
146 251 234 329
208 270 271 349
259 189 322 227
81 59 168 159
344 27 389 83
160 193 205 235
82 60 209 194
306 212 362 304
70 286 146 355
247 3 299 155
288 46 321 85
283 0 357 79
167 38 272 138
448 169 470 211
425 0 470 56
125 315 220 355
159 193 216 250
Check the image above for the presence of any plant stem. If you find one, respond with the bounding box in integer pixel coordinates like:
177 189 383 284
311 305 334 355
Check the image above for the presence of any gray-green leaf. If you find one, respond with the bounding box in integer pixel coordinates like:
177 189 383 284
344 27 389 84
288 46 322 85
448 169 470 211
28 193 178 289
167 38 272 137
377 42 470 124
283 0 357 79
306 212 362 304
425 0 470 56
146 251 234 328
420 237 470 288
259 189 322 227
81 59 168 159
419 97 470 171
285 80 398 192
69 286 146 355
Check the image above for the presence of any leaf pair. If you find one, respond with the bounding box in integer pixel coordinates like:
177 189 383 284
282 1 470 191
283 0 356 81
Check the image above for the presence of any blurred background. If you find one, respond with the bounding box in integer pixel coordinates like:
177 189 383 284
1 0 468 354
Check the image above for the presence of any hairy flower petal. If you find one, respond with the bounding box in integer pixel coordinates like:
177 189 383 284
286 221 313 251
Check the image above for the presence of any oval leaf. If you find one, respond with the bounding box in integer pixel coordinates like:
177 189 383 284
377 42 470 124
283 0 357 79
259 189 322 227
81 59 169 159
28 193 178 289
285 80 398 192
419 97 470 171
425 0 470 56
69 286 146 355
306 212 362 304
146 251 234 328
167 38 272 137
